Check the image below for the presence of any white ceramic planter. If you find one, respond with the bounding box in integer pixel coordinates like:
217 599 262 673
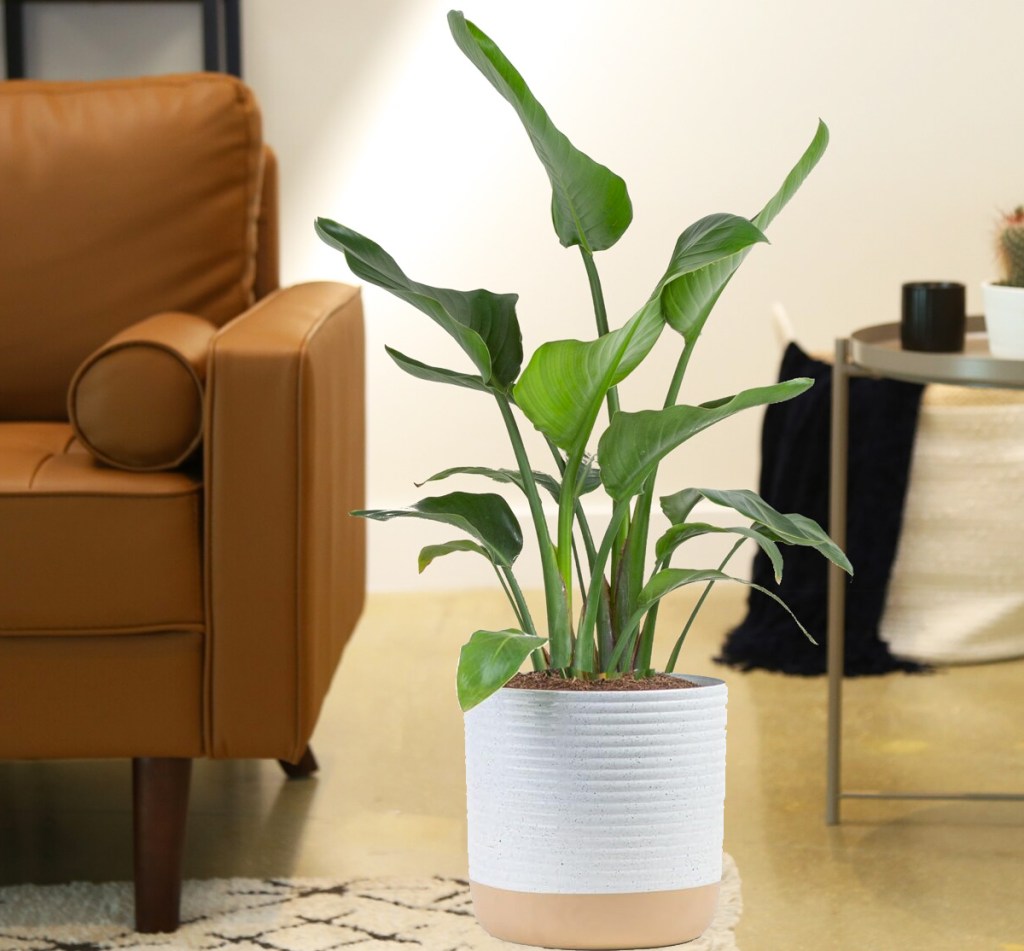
464 674 727 950
982 282 1024 359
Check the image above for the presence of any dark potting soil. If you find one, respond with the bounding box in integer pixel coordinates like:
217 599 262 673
506 672 697 691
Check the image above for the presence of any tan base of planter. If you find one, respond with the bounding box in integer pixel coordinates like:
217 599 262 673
469 879 720 949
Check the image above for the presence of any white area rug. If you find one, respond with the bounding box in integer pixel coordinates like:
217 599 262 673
0 855 741 950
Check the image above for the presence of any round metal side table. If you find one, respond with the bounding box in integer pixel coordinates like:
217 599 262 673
826 316 1024 823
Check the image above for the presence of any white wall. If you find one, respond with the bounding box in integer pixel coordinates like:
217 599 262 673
5 1 1020 591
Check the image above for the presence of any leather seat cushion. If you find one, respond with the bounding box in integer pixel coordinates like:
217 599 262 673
0 423 204 635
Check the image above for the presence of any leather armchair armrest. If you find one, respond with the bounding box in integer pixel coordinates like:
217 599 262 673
204 281 365 760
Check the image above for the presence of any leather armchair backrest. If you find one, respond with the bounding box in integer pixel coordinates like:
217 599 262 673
0 73 264 420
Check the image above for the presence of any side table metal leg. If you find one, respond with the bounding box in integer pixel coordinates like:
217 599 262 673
826 338 851 825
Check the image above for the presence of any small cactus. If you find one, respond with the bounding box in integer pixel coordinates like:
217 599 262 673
996 205 1024 287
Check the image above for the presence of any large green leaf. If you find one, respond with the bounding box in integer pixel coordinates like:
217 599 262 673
513 301 661 451
599 379 813 501
457 628 548 711
659 487 852 575
418 539 491 573
448 11 631 253
635 568 813 641
652 214 767 328
316 218 522 387
664 120 830 342
608 565 814 672
513 215 764 453
419 464 601 501
354 492 522 567
386 346 489 392
654 522 784 582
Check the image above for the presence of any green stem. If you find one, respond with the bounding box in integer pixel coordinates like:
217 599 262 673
573 502 630 672
620 338 699 669
502 567 536 636
495 393 571 666
556 459 578 624
665 538 745 672
495 566 546 672
580 249 618 416
635 604 659 674
546 439 599 565
664 337 695 410
494 565 524 628
546 438 612 667
581 248 630 589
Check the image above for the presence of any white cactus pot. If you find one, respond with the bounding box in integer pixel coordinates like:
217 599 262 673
983 282 1024 359
464 674 727 950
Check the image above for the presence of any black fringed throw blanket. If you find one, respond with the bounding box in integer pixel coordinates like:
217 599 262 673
717 343 928 676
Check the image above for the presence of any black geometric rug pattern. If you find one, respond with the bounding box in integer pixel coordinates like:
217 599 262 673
0 861 742 950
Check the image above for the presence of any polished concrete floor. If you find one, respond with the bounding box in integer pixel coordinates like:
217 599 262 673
1 588 1022 950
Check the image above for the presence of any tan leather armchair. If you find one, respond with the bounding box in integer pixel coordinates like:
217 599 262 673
0 73 365 931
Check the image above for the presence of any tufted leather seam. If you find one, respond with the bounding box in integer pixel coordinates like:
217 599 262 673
26 451 54 489
4 488 201 499
0 623 205 636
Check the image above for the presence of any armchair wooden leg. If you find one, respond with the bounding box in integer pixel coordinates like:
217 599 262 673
278 745 318 779
132 757 192 933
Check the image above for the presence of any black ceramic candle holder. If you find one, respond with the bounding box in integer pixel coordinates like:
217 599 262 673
901 282 966 352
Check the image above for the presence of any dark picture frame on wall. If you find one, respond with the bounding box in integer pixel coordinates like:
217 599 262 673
3 0 242 78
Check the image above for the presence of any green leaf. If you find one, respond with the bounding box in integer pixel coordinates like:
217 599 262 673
653 214 768 330
457 628 548 711
513 301 662 451
663 121 829 342
419 464 601 501
636 568 814 643
386 346 489 392
448 11 631 253
655 522 785 583
315 218 522 387
513 215 766 454
354 491 523 567
661 487 853 575
599 379 814 501
660 487 703 525
418 539 491 573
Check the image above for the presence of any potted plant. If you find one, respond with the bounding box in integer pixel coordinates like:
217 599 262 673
983 205 1024 358
317 11 851 949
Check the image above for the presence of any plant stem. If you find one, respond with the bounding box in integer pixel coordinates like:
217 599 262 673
664 337 695 410
580 249 618 416
495 566 546 672
573 501 630 672
665 538 744 672
621 338 699 670
634 604 659 673
580 247 631 594
503 567 536 635
505 567 547 671
545 439 599 565
495 393 572 666
494 565 525 628
545 438 614 668
555 444 585 633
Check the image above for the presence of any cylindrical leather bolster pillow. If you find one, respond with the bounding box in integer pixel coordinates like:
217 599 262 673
68 312 216 471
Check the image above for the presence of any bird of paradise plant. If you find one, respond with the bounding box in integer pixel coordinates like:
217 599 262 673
317 10 852 711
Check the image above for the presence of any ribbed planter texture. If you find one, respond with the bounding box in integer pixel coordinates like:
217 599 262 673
464 674 728 950
983 282 1024 358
